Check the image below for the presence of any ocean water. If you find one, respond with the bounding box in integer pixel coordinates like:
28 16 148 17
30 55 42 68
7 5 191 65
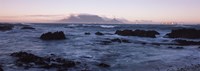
0 24 200 71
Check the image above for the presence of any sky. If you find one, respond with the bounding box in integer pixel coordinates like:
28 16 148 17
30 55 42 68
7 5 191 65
0 0 200 24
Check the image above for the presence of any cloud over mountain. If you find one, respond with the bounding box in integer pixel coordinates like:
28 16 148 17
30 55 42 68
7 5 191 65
59 14 124 24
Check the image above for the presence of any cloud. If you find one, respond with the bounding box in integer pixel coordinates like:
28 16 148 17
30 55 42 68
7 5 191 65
59 14 124 24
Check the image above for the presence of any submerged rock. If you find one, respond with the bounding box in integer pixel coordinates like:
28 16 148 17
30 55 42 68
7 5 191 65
168 46 184 49
21 26 35 29
97 63 110 68
0 24 14 31
176 47 184 49
100 38 130 45
115 29 159 38
174 39 200 45
10 52 78 70
100 41 112 45
166 28 200 39
0 65 3 71
110 38 131 43
40 31 66 40
95 32 104 35
85 32 91 35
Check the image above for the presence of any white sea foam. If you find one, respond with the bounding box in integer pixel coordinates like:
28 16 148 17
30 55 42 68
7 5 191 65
100 25 115 28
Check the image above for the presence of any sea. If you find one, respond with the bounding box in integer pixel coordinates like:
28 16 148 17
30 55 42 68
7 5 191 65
0 23 200 71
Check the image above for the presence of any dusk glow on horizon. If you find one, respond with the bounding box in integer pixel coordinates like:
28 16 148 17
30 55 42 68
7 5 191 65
0 0 200 24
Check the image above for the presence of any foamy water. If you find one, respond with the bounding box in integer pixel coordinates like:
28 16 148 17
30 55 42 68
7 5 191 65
0 24 200 71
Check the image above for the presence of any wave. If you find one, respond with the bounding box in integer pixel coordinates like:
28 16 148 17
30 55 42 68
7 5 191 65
174 24 191 28
68 24 79 27
100 25 116 28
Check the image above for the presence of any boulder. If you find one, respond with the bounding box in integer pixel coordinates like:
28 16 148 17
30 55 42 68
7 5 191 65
97 63 110 68
0 25 13 31
100 38 130 45
110 38 131 43
21 26 35 29
95 32 104 35
115 29 159 38
40 31 66 40
174 39 200 45
0 65 3 71
10 52 78 70
85 32 91 35
167 46 184 49
100 41 112 45
176 47 184 49
166 28 200 39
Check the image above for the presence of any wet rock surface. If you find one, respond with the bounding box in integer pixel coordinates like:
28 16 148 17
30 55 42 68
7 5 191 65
21 26 35 29
0 65 3 71
10 52 78 70
168 46 184 49
85 32 91 35
174 39 200 45
95 32 104 35
166 28 200 39
40 31 66 40
0 24 14 31
115 29 159 38
97 63 110 68
100 38 131 45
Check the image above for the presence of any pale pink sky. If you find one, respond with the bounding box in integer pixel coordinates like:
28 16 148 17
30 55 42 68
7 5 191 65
0 0 200 24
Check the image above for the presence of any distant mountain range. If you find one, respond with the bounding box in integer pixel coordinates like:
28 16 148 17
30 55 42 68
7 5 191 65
59 14 125 24
58 14 160 24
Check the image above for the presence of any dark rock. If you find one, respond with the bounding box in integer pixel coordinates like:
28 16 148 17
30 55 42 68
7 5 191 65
0 65 3 71
174 39 200 45
21 26 35 29
110 38 131 43
166 28 200 39
40 31 66 40
10 52 47 67
10 52 78 70
97 63 110 68
115 29 159 38
100 38 130 45
0 24 13 31
100 41 112 45
85 32 91 35
95 32 104 35
176 47 184 49
168 46 184 49
141 42 147 45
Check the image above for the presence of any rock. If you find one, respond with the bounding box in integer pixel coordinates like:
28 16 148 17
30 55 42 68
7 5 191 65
0 65 3 71
21 26 35 29
174 39 200 45
100 41 112 45
100 38 130 45
0 24 13 31
97 63 110 68
110 38 131 43
176 47 184 49
95 32 104 35
85 32 91 35
168 46 184 49
166 28 200 39
115 29 159 38
10 52 46 67
40 31 66 40
10 52 78 70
